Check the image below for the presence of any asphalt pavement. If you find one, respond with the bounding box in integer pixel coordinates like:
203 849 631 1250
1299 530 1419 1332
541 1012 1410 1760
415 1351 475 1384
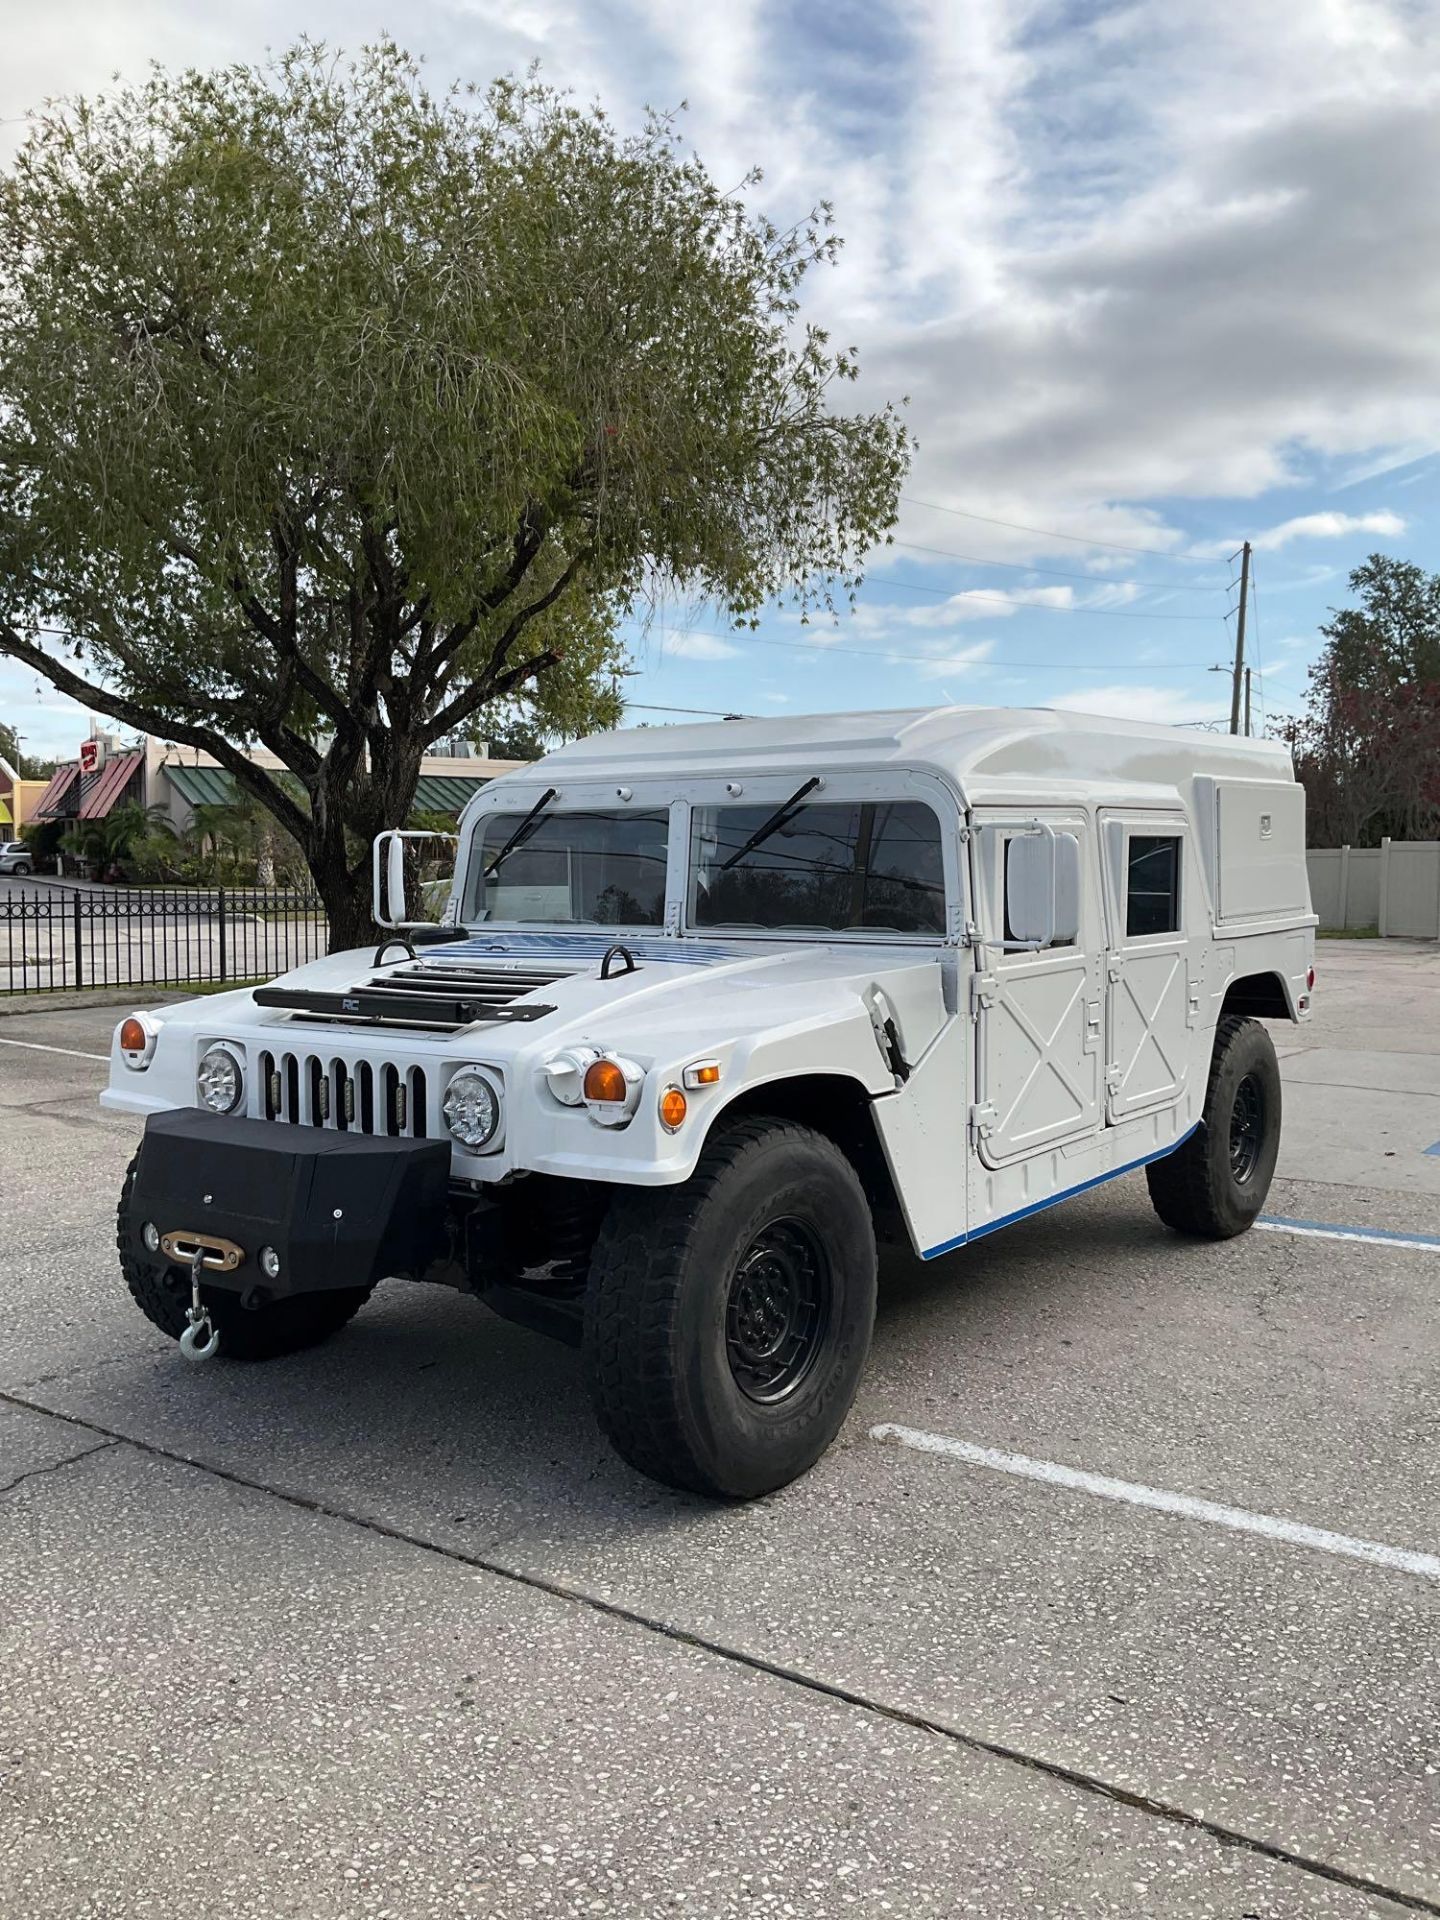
0 939 1437 1917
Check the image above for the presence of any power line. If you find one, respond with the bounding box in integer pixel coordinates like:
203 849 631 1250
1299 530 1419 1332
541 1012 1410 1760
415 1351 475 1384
900 495 1197 560
889 540 1227 594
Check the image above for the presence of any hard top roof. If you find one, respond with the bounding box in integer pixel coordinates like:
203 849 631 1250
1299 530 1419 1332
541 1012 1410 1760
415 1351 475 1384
520 705 1293 796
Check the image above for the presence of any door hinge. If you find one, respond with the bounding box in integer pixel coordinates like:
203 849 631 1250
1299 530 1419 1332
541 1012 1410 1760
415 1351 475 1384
970 971 999 1012
1107 959 1124 982
969 1101 997 1138
1104 1064 1124 1091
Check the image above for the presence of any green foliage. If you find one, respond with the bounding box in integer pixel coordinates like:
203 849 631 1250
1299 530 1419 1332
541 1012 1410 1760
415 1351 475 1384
0 40 908 944
0 719 54 779
19 815 65 866
1284 553 1440 845
1317 554 1440 693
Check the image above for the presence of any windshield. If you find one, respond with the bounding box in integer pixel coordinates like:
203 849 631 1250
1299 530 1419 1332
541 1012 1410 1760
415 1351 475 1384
462 808 669 925
690 799 946 935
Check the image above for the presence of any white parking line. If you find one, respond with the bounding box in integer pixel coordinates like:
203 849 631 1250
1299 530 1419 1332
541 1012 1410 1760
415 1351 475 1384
0 1036 109 1062
870 1424 1440 1583
1257 1215 1440 1253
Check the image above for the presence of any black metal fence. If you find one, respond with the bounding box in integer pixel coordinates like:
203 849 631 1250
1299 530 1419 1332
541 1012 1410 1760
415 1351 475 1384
0 885 329 996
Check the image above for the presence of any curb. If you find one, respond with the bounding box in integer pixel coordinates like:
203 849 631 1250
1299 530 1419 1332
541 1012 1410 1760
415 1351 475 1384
0 987 198 1018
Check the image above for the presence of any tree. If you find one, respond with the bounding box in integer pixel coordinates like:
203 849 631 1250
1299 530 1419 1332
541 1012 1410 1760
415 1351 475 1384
0 42 909 949
0 718 55 780
1282 554 1440 845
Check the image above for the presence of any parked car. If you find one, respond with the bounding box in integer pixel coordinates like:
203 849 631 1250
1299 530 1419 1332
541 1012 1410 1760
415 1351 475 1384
103 706 1316 1498
0 840 34 875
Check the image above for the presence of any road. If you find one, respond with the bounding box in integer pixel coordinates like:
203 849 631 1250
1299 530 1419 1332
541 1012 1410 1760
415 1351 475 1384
0 937 1437 1917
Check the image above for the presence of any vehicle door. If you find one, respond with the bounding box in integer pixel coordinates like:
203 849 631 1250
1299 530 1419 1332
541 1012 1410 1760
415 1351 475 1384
1098 812 1197 1120
970 811 1104 1166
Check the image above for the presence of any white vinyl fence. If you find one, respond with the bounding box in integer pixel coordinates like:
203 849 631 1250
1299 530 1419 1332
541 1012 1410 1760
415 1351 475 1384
1307 839 1440 937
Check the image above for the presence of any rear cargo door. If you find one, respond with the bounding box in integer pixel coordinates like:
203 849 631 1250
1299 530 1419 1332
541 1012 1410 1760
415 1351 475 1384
971 811 1104 1165
1099 811 1196 1120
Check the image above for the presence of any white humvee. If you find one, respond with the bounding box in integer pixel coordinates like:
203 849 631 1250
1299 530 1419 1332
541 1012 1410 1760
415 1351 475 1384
105 706 1315 1497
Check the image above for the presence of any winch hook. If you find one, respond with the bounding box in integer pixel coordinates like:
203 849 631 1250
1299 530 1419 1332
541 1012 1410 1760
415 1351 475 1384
179 1246 222 1363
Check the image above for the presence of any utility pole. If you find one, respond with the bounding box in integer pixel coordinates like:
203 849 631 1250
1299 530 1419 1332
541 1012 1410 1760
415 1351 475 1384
1229 540 1251 736
1244 666 1252 737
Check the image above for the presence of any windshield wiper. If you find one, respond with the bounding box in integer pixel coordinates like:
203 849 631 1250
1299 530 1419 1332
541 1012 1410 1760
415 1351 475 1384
483 786 558 881
719 776 822 872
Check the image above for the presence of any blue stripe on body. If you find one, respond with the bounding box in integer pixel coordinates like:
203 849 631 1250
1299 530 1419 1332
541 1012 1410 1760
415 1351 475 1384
921 1125 1200 1260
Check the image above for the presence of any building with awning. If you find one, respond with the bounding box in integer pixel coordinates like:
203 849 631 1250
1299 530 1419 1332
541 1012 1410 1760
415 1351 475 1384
157 753 515 826
28 730 526 840
30 762 80 819
30 749 143 822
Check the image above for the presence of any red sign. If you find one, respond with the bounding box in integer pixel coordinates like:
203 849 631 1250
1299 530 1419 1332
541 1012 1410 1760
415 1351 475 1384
79 740 100 774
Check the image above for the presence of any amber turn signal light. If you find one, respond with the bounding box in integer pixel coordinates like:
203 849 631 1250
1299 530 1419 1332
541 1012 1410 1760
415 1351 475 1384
659 1087 688 1131
119 1018 147 1052
583 1058 629 1103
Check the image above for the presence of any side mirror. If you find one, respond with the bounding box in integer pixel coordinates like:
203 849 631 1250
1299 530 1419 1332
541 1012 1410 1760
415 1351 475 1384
372 830 460 930
1005 830 1079 948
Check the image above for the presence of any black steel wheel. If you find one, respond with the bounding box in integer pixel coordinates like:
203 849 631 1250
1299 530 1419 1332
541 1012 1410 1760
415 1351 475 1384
585 1117 877 1499
1229 1072 1266 1186
725 1218 833 1404
1146 1016 1282 1239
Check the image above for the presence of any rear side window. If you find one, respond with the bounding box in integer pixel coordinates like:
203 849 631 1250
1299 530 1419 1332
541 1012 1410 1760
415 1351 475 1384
1126 835 1181 937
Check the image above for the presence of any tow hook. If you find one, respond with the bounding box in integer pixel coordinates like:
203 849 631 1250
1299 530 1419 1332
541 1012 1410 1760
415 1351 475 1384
179 1246 221 1363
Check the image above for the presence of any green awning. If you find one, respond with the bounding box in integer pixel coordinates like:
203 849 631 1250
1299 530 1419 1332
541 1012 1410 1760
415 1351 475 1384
412 774 490 815
163 763 488 819
0 800 11 825
162 764 239 807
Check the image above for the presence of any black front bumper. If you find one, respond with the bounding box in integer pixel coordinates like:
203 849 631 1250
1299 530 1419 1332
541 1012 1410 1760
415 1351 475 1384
124 1109 451 1299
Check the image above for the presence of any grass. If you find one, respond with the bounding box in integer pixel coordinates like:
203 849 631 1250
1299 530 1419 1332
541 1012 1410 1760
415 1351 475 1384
1318 926 1380 939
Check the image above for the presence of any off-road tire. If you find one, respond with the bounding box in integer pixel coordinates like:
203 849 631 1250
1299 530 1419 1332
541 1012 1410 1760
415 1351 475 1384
1146 1016 1281 1239
584 1116 877 1499
117 1157 372 1360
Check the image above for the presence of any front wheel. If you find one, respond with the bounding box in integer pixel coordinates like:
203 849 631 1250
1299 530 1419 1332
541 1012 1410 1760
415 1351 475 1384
1146 1015 1282 1238
584 1117 878 1498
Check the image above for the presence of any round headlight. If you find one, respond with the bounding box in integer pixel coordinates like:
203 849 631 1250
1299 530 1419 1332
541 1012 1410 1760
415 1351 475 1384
443 1068 500 1151
197 1044 244 1115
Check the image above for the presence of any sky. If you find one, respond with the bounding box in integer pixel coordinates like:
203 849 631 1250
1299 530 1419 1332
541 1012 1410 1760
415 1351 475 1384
5 0 1440 758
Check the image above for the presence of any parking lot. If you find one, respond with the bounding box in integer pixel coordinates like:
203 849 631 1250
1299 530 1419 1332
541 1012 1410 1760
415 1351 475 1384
1 937 1437 1917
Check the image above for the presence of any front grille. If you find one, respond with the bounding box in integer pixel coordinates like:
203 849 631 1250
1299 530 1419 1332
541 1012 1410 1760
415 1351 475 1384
257 1049 429 1137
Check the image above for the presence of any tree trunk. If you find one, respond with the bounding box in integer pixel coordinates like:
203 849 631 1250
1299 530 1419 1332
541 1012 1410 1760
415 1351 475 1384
311 842 376 957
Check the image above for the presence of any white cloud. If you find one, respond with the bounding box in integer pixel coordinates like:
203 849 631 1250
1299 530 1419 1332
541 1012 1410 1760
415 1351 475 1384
907 639 997 680
1042 684 1227 727
851 585 1074 633
5 0 1440 613
657 629 740 662
1192 510 1407 557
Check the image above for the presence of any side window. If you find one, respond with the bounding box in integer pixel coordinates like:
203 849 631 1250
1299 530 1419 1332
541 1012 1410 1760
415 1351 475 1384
1126 835 1181 937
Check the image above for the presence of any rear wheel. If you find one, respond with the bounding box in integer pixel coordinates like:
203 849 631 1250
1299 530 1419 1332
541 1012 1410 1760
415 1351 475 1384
1146 1016 1281 1238
584 1117 877 1498
116 1157 372 1359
